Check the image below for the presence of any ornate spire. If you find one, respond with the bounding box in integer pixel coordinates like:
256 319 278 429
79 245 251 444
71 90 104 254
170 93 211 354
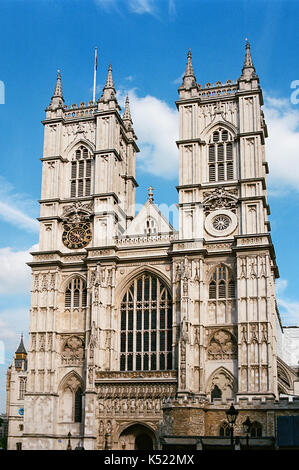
98 64 117 104
104 64 114 89
123 95 132 123
48 69 64 110
244 39 254 68
185 49 195 77
53 69 63 98
240 39 257 80
181 49 197 89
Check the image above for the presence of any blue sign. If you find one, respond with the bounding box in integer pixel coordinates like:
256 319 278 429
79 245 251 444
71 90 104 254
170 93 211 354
18 408 24 416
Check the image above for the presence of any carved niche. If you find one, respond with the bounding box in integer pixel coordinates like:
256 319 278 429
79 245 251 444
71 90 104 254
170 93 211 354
207 329 237 360
61 335 85 365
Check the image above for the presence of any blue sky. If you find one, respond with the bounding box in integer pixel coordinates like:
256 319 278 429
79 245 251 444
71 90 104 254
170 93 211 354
0 0 299 411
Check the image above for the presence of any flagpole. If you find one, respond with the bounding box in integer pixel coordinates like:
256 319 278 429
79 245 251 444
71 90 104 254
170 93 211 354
93 47 98 103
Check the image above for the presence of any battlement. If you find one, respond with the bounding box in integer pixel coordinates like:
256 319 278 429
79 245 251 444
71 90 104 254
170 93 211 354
198 80 238 99
64 101 96 119
162 395 299 409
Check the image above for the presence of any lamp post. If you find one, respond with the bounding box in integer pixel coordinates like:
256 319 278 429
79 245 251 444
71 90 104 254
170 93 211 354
66 432 72 451
243 416 252 449
226 404 239 450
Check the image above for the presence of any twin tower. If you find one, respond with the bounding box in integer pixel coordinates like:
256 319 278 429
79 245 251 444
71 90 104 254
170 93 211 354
8 42 293 451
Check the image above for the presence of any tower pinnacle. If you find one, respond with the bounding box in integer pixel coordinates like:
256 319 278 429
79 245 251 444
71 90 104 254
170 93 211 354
98 64 118 104
240 39 257 80
48 69 65 110
123 95 132 122
104 64 114 89
180 49 197 89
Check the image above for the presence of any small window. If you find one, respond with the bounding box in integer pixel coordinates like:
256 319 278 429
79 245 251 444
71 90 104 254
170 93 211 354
74 388 82 423
208 265 235 300
208 128 234 182
65 278 87 309
70 146 92 198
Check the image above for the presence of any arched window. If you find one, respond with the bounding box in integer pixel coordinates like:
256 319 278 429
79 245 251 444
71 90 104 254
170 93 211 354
74 387 83 423
59 375 83 423
120 273 172 372
65 278 87 309
70 145 92 198
144 217 157 236
19 378 27 400
209 265 235 300
211 384 222 401
250 421 262 437
208 128 235 182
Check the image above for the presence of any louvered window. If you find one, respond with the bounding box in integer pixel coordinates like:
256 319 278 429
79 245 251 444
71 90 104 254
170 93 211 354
209 265 236 300
65 278 87 309
70 146 92 198
120 273 173 372
208 128 235 182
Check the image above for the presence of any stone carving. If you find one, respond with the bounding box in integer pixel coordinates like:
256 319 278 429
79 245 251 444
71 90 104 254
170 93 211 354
39 334 46 352
203 187 238 214
62 201 93 223
207 329 237 360
61 336 84 364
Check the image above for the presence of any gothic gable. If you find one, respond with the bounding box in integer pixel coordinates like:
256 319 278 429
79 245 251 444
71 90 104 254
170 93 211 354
124 199 174 237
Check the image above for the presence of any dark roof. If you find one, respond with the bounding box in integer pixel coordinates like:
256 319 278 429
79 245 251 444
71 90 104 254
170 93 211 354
15 335 27 355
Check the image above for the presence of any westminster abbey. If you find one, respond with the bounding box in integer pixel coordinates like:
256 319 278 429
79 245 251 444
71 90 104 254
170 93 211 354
6 42 299 450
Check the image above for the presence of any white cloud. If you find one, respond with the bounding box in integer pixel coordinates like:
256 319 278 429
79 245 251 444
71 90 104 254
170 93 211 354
275 278 288 295
119 89 178 178
277 298 299 326
0 176 39 232
0 244 38 294
264 96 299 192
0 201 39 233
128 0 157 15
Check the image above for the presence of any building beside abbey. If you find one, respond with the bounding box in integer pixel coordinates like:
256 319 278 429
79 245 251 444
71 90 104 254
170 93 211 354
6 43 299 450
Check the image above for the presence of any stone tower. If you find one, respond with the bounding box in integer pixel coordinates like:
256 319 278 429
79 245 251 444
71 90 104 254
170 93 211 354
7 43 299 451
175 42 278 402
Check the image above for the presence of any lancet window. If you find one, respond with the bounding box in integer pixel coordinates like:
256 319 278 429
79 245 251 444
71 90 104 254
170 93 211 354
208 128 235 182
209 265 235 300
120 273 173 372
65 278 87 309
70 145 92 198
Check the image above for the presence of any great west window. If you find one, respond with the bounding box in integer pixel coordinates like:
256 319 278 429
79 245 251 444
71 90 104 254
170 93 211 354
120 273 173 372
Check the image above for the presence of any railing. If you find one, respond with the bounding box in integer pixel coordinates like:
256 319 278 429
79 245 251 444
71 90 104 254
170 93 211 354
199 82 238 99
114 232 179 246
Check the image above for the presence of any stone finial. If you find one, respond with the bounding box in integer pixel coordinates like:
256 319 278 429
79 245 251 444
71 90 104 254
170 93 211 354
181 49 197 89
240 39 257 80
98 64 118 104
48 69 65 110
53 69 63 98
148 186 154 202
104 64 114 89
123 95 132 122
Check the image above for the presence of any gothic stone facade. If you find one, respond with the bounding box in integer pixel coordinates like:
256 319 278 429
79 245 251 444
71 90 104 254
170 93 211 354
6 43 299 450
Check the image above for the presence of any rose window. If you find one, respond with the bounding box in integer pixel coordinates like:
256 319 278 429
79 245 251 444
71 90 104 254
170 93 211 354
212 215 231 231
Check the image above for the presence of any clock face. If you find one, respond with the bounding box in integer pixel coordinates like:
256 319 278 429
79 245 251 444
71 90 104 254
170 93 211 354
62 222 92 249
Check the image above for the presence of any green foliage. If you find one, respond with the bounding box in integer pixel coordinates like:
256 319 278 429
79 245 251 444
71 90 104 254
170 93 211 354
0 436 7 450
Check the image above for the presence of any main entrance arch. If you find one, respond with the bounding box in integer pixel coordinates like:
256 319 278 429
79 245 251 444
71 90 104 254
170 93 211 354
119 424 156 450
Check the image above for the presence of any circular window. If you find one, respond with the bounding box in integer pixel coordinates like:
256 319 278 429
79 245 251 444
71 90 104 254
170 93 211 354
205 209 237 237
212 215 231 231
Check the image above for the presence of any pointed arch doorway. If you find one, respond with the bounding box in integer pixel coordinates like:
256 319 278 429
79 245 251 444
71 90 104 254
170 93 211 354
119 424 156 450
